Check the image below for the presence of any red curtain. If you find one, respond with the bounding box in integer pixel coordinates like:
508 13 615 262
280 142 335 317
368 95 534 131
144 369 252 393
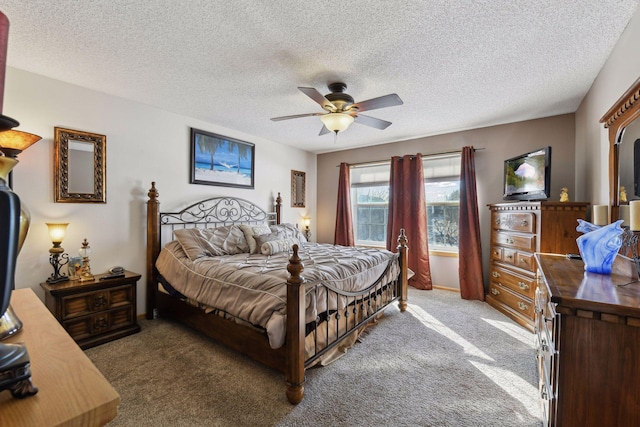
458 146 484 300
386 154 432 290
334 162 355 246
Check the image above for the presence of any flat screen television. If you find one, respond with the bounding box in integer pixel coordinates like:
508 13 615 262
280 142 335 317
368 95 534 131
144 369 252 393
503 147 551 201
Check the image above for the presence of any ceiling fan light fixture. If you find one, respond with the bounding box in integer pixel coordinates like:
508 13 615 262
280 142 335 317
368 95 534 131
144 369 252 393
320 112 354 133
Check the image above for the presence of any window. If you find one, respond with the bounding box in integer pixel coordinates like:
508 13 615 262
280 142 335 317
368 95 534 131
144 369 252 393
351 163 390 246
350 153 461 253
423 154 460 252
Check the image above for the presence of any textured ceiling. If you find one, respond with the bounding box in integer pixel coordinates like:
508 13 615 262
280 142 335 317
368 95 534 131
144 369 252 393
1 1 639 153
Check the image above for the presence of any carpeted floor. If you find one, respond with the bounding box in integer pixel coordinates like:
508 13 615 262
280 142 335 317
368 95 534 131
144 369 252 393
85 288 543 427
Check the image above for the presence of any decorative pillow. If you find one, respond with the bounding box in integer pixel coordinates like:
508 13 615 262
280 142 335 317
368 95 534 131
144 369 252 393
254 231 285 248
174 225 249 261
239 224 272 254
269 223 308 244
260 237 300 256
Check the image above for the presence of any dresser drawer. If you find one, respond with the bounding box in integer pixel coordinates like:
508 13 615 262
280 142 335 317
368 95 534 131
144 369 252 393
490 266 535 298
493 212 536 233
491 231 536 252
491 246 503 261
488 283 534 320
60 285 135 320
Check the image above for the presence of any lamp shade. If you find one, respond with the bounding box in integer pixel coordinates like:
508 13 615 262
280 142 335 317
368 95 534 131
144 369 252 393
303 217 311 227
46 223 68 244
0 130 42 157
320 113 354 133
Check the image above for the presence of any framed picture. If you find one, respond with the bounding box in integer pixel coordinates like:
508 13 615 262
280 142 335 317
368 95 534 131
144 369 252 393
67 256 82 280
190 128 255 188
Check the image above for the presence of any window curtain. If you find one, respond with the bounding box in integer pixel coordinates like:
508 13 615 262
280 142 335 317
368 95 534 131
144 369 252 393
386 154 432 290
334 162 355 246
458 146 484 300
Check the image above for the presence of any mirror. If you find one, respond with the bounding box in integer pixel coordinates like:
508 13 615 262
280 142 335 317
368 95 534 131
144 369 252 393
54 127 106 203
618 120 640 202
291 170 306 208
601 77 640 220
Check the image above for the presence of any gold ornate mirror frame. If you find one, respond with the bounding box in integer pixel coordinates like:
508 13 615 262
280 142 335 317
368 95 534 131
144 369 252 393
291 170 305 208
54 127 106 203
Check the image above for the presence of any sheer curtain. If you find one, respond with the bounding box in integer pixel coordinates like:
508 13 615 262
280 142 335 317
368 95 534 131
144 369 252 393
386 154 432 290
458 146 484 300
334 162 354 246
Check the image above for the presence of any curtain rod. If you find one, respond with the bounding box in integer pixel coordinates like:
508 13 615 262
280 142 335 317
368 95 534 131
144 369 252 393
335 147 485 168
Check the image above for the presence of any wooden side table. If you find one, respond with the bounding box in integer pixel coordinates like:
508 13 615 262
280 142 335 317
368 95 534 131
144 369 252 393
0 288 119 426
40 271 141 349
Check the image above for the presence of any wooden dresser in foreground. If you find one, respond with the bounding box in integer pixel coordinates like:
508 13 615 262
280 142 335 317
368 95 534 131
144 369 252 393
535 253 640 427
0 288 119 426
487 202 588 331
40 271 141 349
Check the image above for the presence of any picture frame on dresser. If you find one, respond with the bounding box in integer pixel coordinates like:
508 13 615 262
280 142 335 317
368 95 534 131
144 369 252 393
189 128 255 189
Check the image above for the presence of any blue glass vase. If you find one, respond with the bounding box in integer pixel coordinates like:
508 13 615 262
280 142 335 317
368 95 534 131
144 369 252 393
576 219 624 274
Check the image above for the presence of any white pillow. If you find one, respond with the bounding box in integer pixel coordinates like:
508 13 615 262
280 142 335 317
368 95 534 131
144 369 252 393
239 224 272 254
260 237 300 255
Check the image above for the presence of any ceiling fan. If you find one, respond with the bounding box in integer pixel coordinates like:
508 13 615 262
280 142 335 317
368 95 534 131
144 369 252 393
270 82 403 136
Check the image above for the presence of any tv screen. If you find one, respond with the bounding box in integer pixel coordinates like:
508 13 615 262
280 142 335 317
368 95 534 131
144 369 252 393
503 147 551 201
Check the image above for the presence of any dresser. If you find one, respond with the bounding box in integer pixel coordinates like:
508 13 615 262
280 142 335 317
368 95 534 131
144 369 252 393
40 271 141 349
535 253 640 427
486 202 588 331
0 288 119 426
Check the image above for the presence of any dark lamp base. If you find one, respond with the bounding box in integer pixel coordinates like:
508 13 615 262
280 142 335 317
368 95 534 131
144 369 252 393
0 342 38 398
0 114 19 132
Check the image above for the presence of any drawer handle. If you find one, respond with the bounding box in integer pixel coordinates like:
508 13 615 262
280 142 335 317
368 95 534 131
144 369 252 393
506 254 513 260
521 220 528 226
93 295 107 309
541 389 548 400
518 281 530 291
534 305 542 314
520 259 529 265
94 317 108 331
491 288 500 296
517 301 530 311
540 338 549 352
492 271 500 278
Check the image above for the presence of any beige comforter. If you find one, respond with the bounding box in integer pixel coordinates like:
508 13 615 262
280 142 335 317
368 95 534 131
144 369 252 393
155 241 399 349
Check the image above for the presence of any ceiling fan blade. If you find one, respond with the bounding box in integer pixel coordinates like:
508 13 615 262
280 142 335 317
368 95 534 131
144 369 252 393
298 87 336 111
354 114 392 130
271 113 323 121
350 93 403 113
319 125 331 136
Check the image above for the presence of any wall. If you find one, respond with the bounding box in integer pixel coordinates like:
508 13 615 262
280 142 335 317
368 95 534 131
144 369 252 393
575 7 640 204
316 114 576 290
4 67 317 315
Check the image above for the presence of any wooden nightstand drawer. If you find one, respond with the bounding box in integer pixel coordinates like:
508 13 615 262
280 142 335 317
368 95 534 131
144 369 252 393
41 271 141 349
63 306 135 341
60 285 134 320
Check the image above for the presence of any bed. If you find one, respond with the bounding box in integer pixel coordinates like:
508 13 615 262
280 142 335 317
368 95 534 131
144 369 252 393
145 182 409 404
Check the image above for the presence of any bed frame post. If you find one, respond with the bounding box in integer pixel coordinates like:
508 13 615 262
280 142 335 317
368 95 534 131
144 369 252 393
397 228 409 312
275 192 282 224
146 182 160 319
285 244 305 404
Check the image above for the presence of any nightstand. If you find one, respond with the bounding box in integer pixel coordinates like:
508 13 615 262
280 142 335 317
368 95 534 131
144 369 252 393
40 271 141 349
